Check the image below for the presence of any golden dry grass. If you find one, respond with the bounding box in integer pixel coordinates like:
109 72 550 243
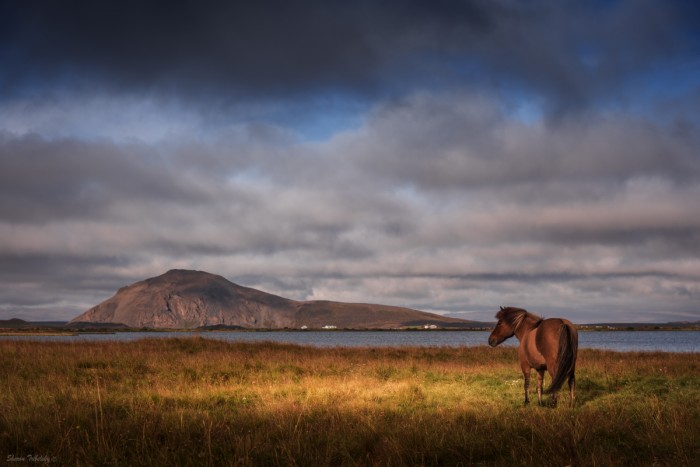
1 338 698 465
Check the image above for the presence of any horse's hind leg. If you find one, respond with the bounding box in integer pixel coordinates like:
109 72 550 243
536 369 545 406
568 374 575 407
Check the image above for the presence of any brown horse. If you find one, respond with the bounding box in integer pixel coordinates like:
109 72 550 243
488 306 578 406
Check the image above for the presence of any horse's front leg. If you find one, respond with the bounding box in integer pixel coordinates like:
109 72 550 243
536 369 545 406
522 367 531 405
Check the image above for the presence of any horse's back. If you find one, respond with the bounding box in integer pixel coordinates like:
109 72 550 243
535 318 577 361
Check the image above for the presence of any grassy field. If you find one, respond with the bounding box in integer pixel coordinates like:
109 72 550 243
1 338 698 466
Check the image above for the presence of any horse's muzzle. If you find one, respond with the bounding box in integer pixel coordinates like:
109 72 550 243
488 336 498 347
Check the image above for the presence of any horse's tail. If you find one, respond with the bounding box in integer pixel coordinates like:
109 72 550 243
544 323 578 395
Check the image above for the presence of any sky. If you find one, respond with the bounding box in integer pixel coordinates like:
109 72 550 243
1 0 699 324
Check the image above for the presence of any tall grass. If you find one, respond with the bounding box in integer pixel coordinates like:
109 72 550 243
1 338 698 465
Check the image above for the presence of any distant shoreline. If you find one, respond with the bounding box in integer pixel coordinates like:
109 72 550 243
1 324 699 336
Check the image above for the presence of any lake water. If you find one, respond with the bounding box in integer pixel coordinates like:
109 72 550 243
2 330 699 353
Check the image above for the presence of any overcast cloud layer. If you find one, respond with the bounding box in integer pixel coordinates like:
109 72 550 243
1 0 699 323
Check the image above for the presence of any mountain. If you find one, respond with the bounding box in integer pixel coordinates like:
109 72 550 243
0 318 68 329
70 269 472 329
0 318 29 328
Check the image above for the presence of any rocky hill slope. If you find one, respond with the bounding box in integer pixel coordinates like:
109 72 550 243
70 269 471 329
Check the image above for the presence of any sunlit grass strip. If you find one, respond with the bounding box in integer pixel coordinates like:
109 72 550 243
0 338 698 465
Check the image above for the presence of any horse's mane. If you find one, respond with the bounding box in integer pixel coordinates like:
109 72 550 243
495 307 543 332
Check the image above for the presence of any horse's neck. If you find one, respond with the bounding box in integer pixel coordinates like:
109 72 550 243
514 317 539 341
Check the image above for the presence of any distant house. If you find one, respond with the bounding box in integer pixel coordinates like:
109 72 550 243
300 325 308 330
322 325 337 329
423 324 438 329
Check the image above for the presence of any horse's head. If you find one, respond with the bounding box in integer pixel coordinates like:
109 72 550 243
488 320 514 347
488 306 517 347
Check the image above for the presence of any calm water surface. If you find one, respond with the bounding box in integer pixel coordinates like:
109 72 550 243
2 330 699 352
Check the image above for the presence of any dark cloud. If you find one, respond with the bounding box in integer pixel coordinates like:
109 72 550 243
1 0 696 113
0 0 484 98
0 2 699 323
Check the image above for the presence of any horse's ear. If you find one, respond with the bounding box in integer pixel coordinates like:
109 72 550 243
500 306 504 311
